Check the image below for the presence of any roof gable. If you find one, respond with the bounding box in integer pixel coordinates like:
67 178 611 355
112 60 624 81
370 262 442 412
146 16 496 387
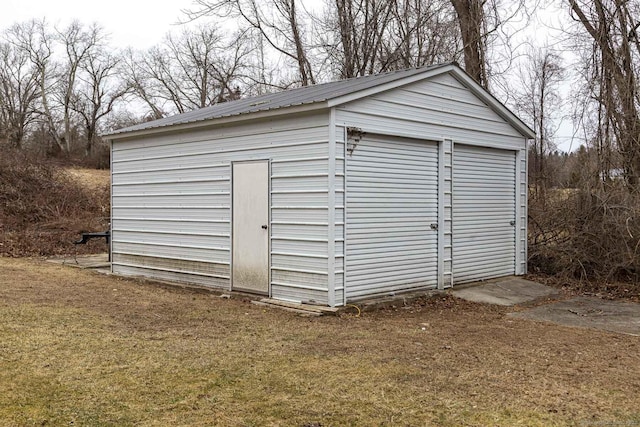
106 63 534 139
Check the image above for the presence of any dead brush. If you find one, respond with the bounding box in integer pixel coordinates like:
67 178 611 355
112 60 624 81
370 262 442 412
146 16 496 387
529 180 640 295
0 149 109 257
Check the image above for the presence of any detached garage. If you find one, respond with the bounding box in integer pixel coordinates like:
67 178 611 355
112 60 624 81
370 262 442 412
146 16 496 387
105 62 534 307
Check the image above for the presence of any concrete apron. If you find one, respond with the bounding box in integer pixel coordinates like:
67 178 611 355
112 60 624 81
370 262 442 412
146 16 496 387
451 276 640 337
47 253 110 272
451 277 559 306
509 297 640 337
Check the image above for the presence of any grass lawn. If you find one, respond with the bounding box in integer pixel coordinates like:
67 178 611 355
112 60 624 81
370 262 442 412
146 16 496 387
1 257 639 426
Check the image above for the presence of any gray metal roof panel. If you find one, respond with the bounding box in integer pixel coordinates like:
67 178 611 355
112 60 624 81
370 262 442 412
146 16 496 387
107 63 449 136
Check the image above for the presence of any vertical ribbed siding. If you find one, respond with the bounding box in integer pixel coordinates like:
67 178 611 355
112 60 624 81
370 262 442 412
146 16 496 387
438 139 454 288
334 124 346 306
345 135 439 300
111 113 331 304
518 148 528 274
452 144 516 283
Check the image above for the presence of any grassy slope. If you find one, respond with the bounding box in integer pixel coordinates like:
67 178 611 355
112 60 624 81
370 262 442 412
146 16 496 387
0 153 110 257
1 258 639 426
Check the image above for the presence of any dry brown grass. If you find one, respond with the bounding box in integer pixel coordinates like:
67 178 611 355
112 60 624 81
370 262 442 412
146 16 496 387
64 167 111 190
1 258 639 426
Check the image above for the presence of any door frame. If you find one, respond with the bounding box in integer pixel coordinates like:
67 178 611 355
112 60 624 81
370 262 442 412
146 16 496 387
230 159 272 296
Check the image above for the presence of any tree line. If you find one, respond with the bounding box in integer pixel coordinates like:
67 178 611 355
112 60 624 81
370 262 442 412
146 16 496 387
0 0 526 161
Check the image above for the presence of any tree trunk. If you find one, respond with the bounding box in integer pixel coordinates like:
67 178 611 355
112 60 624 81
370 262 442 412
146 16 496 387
450 0 487 88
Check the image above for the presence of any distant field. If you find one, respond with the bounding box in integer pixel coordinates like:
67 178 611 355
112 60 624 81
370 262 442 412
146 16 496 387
1 257 639 426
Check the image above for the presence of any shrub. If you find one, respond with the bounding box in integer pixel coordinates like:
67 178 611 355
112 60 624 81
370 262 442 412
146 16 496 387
529 182 640 283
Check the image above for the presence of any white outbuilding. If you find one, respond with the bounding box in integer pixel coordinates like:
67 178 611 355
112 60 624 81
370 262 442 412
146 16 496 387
105 62 534 307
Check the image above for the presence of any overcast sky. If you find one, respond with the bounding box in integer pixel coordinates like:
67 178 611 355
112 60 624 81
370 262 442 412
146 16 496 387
1 0 327 49
1 0 194 49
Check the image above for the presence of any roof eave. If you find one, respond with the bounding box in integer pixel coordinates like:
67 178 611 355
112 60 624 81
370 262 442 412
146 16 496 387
105 101 329 141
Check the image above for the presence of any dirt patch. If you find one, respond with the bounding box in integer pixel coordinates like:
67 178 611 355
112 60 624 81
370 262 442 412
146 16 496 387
1 258 640 426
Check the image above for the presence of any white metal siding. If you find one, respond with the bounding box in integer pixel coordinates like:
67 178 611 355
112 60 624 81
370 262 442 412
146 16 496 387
438 139 454 288
452 144 516 283
111 112 331 304
345 134 439 300
336 73 526 151
518 148 528 274
333 124 346 306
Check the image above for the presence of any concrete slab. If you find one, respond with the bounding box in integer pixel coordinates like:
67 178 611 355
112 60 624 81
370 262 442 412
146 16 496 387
451 277 559 306
47 253 110 270
510 296 640 336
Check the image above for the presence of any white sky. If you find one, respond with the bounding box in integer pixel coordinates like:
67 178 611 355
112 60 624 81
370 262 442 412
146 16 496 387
1 0 193 49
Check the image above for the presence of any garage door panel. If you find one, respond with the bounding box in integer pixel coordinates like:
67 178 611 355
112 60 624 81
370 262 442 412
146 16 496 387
453 144 516 284
346 135 439 299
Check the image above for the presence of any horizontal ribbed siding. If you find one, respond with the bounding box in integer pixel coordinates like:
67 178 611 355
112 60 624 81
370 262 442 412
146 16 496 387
111 113 331 302
345 135 439 300
452 144 516 283
336 73 527 151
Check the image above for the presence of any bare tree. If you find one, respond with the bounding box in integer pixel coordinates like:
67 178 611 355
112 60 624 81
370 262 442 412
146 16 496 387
55 21 102 153
186 0 316 86
318 0 398 78
567 0 640 187
6 20 65 153
514 46 564 196
385 0 460 69
121 48 166 120
450 0 487 86
315 0 460 79
124 26 248 117
72 49 130 156
0 39 40 148
449 0 529 90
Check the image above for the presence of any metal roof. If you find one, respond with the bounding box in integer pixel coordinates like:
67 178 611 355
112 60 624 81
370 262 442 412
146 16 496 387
106 62 536 139
107 63 451 136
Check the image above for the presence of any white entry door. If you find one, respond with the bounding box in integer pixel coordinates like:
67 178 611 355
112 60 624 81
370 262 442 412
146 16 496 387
232 161 269 294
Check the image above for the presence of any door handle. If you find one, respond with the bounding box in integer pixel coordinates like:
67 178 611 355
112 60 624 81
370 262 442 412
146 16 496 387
510 220 516 226
430 223 438 231
261 225 268 229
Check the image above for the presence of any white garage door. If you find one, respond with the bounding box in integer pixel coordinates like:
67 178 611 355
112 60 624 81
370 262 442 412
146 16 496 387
346 135 439 299
453 144 516 283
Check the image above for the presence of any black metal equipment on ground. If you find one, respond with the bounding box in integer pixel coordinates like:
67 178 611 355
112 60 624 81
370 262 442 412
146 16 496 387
74 230 111 261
